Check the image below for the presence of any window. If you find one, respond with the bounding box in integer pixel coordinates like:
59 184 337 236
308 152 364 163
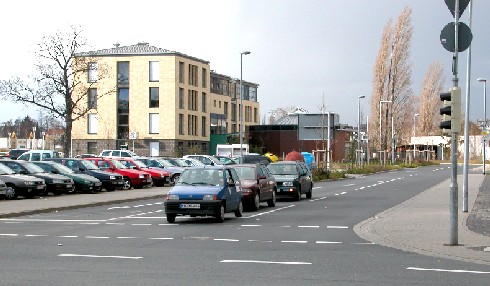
149 61 159 82
179 88 184 109
201 116 206 137
188 64 198 86
179 114 184 135
188 115 197 136
88 62 98 83
118 88 129 112
149 113 159 134
202 68 207 88
149 87 159 108
202 92 207 112
224 102 228 118
87 142 97 154
88 114 98 134
88 88 97 109
188 90 198 111
117 61 130 85
179 62 185 83
254 107 258 123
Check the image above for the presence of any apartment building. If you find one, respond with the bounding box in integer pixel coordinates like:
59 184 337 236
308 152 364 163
71 42 259 157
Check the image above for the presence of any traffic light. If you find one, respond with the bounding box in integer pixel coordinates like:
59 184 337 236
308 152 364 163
439 87 461 133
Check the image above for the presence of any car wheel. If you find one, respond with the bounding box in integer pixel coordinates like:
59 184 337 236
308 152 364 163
267 190 276 207
172 174 180 185
4 186 18 200
216 204 225 223
306 186 312 199
149 178 155 187
294 189 301 201
166 214 176 223
235 200 243 217
251 193 260 211
122 178 132 190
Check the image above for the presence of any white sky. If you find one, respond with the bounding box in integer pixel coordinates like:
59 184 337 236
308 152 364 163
1 0 489 127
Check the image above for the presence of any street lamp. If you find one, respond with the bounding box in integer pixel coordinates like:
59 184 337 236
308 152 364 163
357 95 365 164
413 113 419 158
477 78 487 174
239 51 251 163
379 100 392 162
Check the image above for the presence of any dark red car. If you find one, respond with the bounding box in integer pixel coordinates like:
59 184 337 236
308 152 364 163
233 163 277 211
117 158 170 187
84 157 152 190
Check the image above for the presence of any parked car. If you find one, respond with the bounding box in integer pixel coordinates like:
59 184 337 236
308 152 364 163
0 164 46 199
31 161 102 193
233 163 277 211
74 154 99 158
164 166 243 223
267 160 313 200
17 150 62 161
6 148 30 160
214 156 238 165
48 158 125 192
137 157 185 185
0 159 73 196
175 157 205 167
117 158 169 187
182 155 224 166
99 149 140 159
235 155 272 165
0 179 8 197
85 157 152 190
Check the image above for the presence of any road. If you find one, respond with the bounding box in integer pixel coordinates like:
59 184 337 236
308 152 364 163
1 165 490 285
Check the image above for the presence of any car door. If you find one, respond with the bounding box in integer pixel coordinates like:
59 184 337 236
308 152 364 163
257 165 272 201
224 168 240 211
298 162 311 193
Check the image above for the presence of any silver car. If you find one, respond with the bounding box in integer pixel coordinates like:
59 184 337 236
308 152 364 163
0 164 46 199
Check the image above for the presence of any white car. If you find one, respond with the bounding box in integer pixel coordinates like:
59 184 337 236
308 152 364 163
182 155 224 166
99 149 140 159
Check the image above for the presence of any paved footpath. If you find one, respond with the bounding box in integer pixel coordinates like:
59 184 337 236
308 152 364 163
355 171 490 265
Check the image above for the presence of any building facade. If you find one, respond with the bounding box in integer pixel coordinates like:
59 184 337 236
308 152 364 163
71 42 259 157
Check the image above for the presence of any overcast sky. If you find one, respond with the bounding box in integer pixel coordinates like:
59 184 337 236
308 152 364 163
1 0 489 127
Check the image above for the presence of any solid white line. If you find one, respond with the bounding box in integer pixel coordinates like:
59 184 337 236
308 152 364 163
56 236 78 238
316 241 342 244
0 234 18 236
58 254 143 260
343 184 355 187
221 260 311 265
0 219 106 222
246 205 295 218
407 267 490 274
248 240 273 242
214 238 239 242
25 234 48 237
327 226 349 229
117 237 139 239
80 223 100 225
86 236 109 239
105 223 125 225
281 240 307 244
127 217 168 219
157 223 179 226
352 242 376 245
298 226 319 228
340 192 347 194
4 222 23 224
149 237 174 240
131 224 152 226
313 186 322 189
107 206 130 210
241 225 262 227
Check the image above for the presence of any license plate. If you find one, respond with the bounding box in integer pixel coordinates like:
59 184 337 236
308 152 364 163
180 203 200 209
37 185 44 189
95 182 102 186
67 184 72 188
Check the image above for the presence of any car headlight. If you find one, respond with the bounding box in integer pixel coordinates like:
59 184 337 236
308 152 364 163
110 175 116 180
166 194 179 200
139 174 145 178
53 179 63 183
24 181 35 186
202 194 216 200
241 188 252 193
160 174 165 178
83 180 90 184
283 181 294 186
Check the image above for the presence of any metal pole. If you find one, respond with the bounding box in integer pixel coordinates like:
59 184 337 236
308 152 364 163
483 80 487 175
391 116 394 164
366 116 370 164
413 114 418 159
358 95 365 165
327 112 331 170
463 0 473 212
239 51 250 163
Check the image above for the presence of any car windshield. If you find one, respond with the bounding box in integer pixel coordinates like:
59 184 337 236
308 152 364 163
216 157 236 165
52 163 75 174
0 164 15 175
177 169 223 186
268 164 297 175
156 159 175 167
80 160 100 170
22 162 47 173
234 167 256 180
133 160 147 168
111 160 128 169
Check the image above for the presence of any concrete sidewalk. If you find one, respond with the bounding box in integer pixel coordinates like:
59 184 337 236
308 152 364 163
355 171 490 265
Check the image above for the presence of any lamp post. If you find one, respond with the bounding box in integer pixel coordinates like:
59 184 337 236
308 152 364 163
379 100 392 163
357 95 365 165
239 51 251 163
478 78 487 174
413 113 419 159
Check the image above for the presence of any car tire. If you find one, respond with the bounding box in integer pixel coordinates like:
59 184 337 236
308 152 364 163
235 200 243 217
294 189 301 201
122 178 132 190
306 186 312 199
166 214 176 223
172 174 180 185
4 186 18 200
267 190 276 207
216 204 225 223
251 193 260 211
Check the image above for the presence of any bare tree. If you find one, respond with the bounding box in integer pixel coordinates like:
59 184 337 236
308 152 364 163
417 62 445 136
369 7 414 154
0 26 112 155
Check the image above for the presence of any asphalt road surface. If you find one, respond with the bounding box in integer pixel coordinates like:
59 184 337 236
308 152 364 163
1 165 490 285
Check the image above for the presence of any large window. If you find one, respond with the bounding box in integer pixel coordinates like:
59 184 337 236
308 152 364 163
188 90 198 111
201 92 207 112
88 88 97 109
118 88 129 112
223 102 228 118
88 114 98 134
87 142 97 154
188 115 197 136
117 61 129 85
149 113 159 134
149 61 159 82
178 114 184 135
188 64 198 86
201 116 206 137
149 87 159 108
88 62 98 83
202 68 207 88
179 62 184 83
179 88 184 109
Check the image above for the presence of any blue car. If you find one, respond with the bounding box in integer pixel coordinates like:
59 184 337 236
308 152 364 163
164 166 243 223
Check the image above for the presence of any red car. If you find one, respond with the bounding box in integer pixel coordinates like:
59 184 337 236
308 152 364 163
117 158 170 187
233 163 277 211
84 157 152 190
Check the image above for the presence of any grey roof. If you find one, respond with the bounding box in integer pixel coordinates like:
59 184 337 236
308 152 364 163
75 42 210 64
274 114 299 125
